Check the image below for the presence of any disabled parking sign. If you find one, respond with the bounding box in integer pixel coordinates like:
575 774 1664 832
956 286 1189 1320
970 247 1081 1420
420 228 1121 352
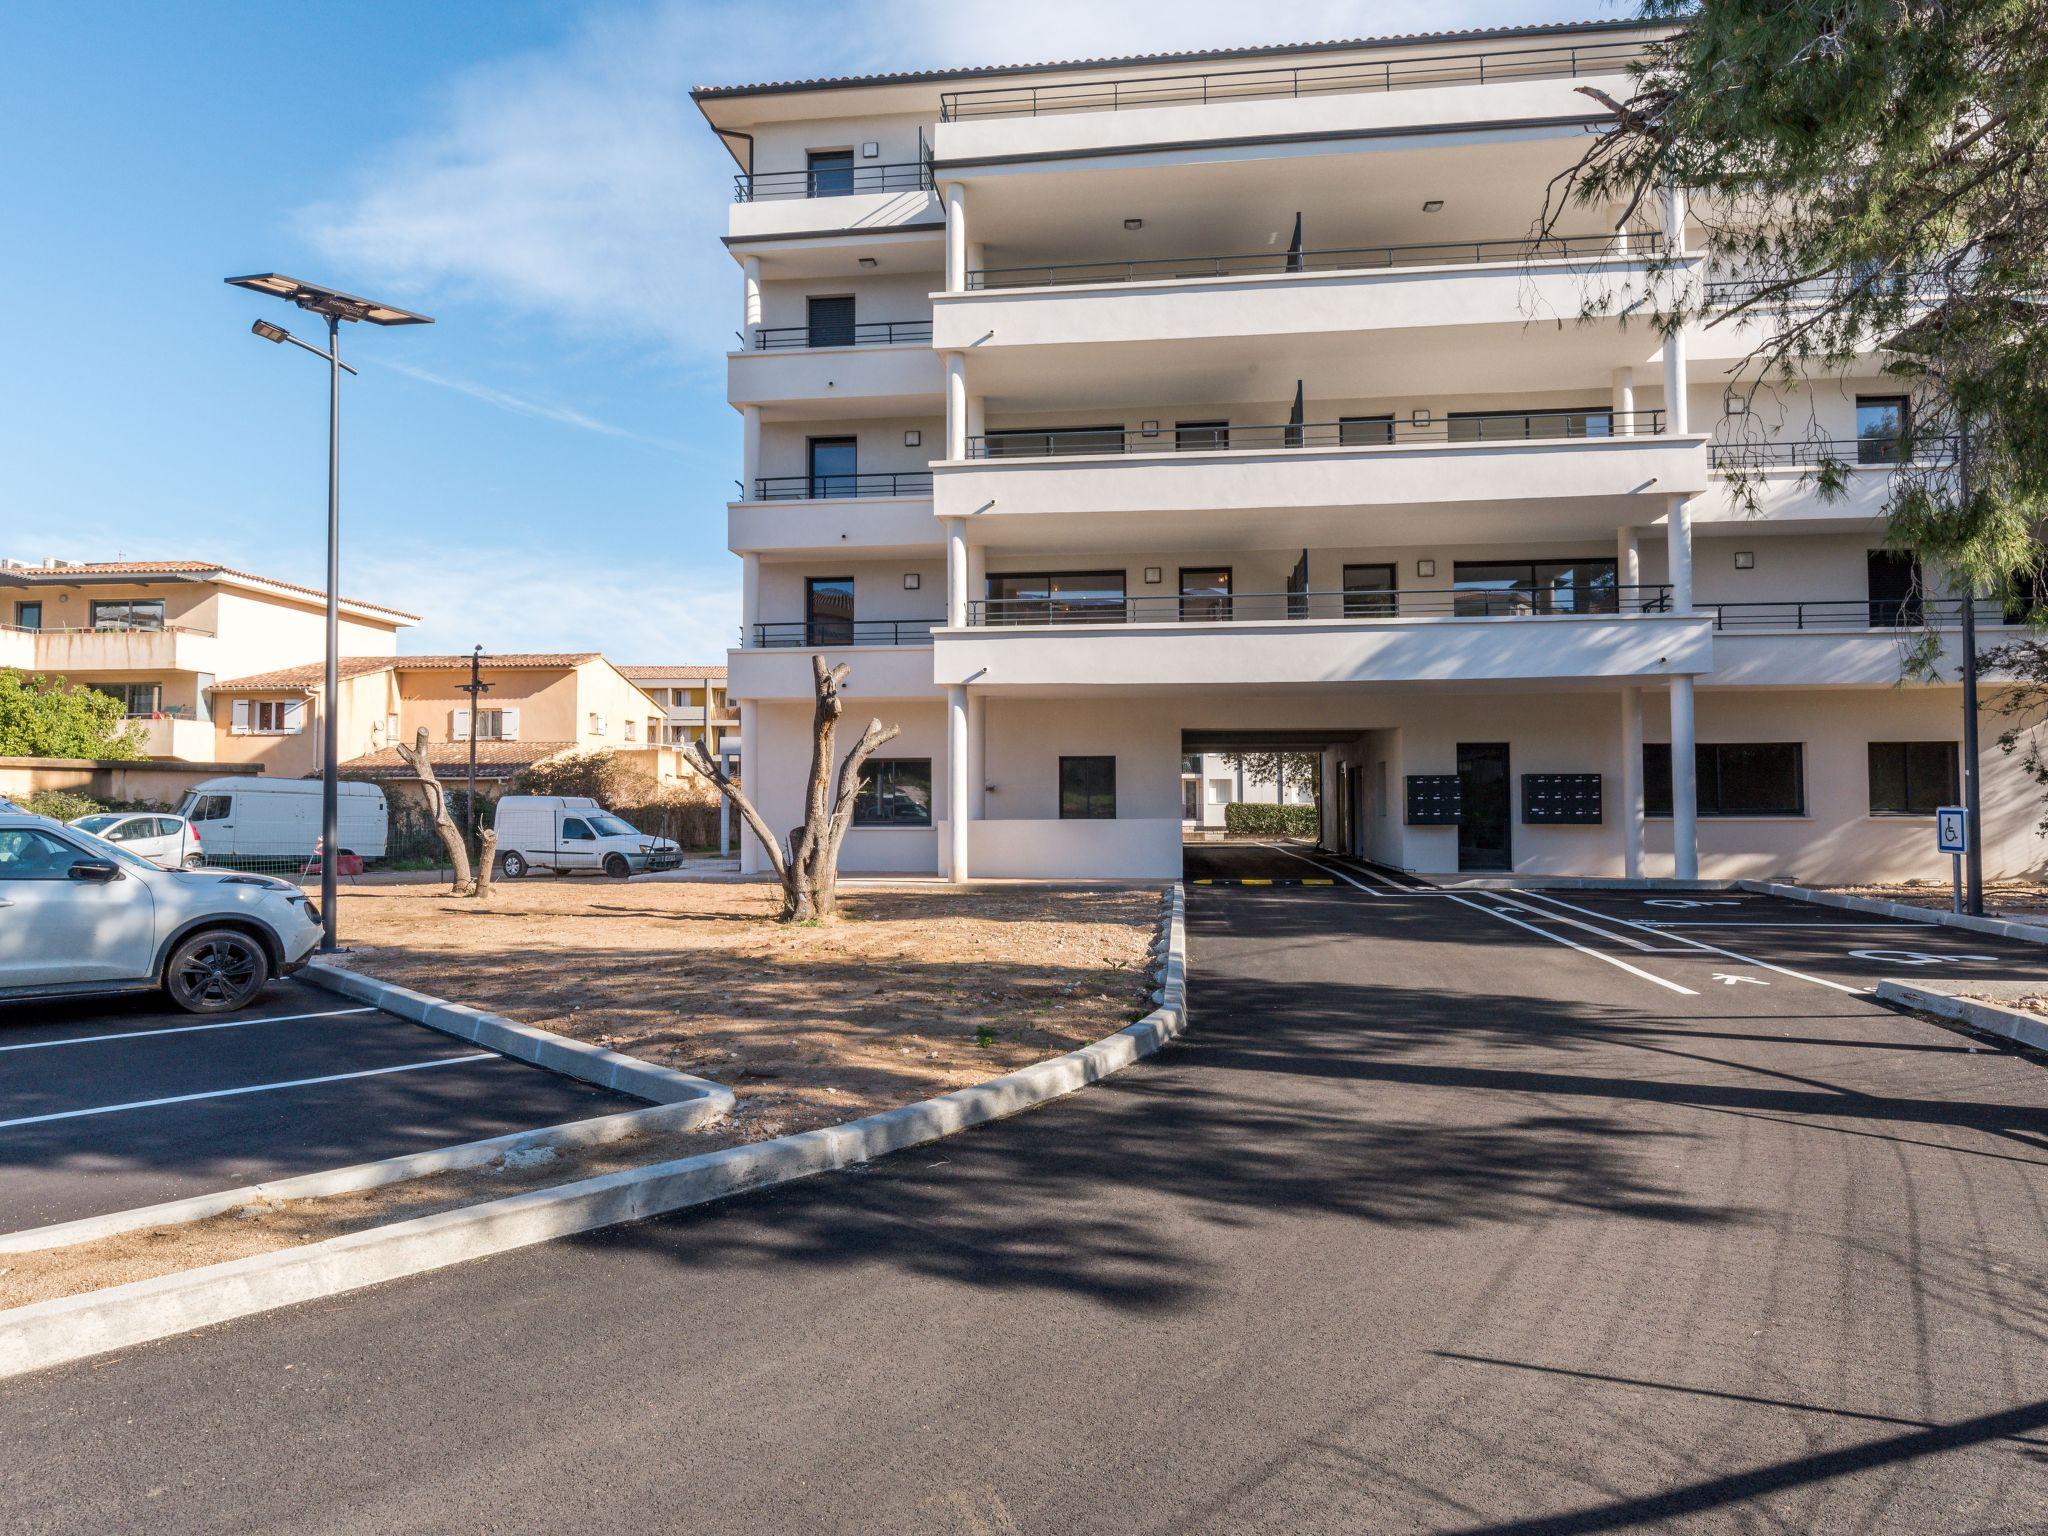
1936 807 1968 854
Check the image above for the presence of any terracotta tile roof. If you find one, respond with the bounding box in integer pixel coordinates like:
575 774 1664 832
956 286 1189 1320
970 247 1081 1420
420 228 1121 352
0 559 418 621
339 740 575 778
212 657 399 691
214 652 611 694
619 664 728 681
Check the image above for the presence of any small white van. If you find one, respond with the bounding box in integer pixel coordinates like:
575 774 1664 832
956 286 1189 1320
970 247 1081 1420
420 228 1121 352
492 795 680 879
173 778 390 860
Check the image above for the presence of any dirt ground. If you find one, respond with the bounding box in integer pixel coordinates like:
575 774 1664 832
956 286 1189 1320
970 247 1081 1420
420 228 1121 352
1 880 1163 1311
1828 878 2048 920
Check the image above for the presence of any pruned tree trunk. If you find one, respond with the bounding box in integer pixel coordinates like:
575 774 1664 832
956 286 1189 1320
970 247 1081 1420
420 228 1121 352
395 727 475 894
685 655 899 922
475 826 497 899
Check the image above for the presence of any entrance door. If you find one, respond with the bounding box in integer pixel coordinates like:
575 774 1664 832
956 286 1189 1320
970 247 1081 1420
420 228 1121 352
1456 743 1512 871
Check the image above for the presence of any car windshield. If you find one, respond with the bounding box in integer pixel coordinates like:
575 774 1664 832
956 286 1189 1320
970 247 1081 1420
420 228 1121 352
588 813 639 838
62 825 160 872
72 814 124 832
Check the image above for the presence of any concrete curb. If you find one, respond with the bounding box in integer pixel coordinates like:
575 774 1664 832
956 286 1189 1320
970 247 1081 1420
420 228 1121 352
0 1098 717 1256
303 960 731 1106
1875 980 2048 1053
0 886 1187 1383
1738 880 2048 945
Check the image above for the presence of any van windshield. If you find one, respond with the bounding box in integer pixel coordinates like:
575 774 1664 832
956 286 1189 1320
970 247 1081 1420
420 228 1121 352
587 813 639 838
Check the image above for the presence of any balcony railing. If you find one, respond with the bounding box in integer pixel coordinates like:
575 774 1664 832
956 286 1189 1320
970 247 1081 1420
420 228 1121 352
938 37 1657 120
16 621 218 638
747 471 934 501
970 586 1677 625
749 619 939 647
967 410 1665 458
1703 597 2006 630
750 320 933 349
734 162 932 203
968 232 1652 290
1708 436 1957 469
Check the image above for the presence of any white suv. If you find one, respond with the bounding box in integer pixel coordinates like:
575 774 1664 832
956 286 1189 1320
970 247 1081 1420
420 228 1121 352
0 812 323 1014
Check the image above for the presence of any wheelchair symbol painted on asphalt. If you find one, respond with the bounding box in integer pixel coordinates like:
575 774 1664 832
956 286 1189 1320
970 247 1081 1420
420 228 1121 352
1643 899 1742 909
1846 949 1999 966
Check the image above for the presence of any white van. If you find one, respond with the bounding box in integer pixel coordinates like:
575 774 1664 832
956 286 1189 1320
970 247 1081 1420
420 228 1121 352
492 795 680 879
173 778 390 860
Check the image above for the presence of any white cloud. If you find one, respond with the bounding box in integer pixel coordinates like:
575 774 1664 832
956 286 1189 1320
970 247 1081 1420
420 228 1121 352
374 357 702 456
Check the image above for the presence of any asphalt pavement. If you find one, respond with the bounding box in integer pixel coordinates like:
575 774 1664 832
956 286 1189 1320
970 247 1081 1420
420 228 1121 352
0 978 638 1231
2 856 2045 1534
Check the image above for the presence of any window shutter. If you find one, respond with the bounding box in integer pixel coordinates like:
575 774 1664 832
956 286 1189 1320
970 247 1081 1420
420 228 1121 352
231 700 250 736
282 700 305 735
452 708 471 740
500 707 519 741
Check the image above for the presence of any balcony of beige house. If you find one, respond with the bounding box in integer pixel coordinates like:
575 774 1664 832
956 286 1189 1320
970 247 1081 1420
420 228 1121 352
24 621 220 676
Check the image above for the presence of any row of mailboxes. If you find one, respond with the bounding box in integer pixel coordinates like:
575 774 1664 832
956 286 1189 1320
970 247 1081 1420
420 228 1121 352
1403 773 1604 826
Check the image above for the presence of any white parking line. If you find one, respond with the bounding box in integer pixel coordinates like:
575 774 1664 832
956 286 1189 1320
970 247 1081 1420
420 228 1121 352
0 1007 379 1055
1512 890 1869 996
0 1054 497 1131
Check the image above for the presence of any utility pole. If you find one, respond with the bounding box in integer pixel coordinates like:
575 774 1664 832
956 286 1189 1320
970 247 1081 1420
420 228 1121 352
1956 418 1985 915
459 644 491 852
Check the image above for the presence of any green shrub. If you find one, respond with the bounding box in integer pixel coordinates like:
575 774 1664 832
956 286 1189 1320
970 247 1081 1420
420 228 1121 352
1222 802 1320 838
24 788 104 823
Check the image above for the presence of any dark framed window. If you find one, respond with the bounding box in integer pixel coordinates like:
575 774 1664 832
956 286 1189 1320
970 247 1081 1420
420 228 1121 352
1174 420 1230 451
985 571 1126 625
1868 742 1958 816
1645 743 1806 817
1867 550 1923 627
1449 407 1611 442
1059 756 1116 819
89 598 165 631
982 424 1125 458
1453 559 1617 616
805 576 855 645
12 601 41 630
562 817 595 841
807 436 858 498
1178 567 1232 622
94 681 161 716
805 149 855 197
806 294 855 347
1338 415 1395 447
853 758 932 826
1342 563 1397 617
1856 395 1910 464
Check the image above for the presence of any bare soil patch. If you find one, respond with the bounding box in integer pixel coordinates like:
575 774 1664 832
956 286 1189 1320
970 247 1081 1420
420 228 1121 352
1828 879 2048 921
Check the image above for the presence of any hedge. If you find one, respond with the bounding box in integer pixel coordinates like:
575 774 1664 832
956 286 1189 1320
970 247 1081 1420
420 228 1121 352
1222 802 1320 837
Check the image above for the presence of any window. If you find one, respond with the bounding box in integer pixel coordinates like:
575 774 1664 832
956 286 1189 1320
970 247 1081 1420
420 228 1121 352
1449 407 1610 442
1869 742 1959 816
807 294 856 347
1174 420 1230 451
1645 743 1805 817
807 436 858 498
806 149 855 196
562 817 595 841
1339 415 1395 447
1856 395 1911 464
1343 563 1398 617
95 681 162 716
623 719 637 743
0 827 97 880
1180 754 1202 774
1059 756 1116 819
588 713 607 736
982 424 1124 458
89 598 165 631
230 698 302 735
1453 559 1617 616
471 708 519 741
185 793 232 822
806 576 856 644
984 571 1126 624
1868 550 1923 627
12 601 40 630
1178 567 1232 622
853 758 933 826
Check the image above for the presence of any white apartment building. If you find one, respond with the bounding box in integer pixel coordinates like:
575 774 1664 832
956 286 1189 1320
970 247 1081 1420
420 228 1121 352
697 20 2046 884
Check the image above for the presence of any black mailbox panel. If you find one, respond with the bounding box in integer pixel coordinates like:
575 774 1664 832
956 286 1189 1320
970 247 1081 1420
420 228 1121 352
1522 772 1603 825
1405 774 1462 825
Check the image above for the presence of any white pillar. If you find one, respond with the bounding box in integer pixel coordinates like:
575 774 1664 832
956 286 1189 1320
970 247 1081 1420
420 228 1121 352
966 391 986 443
741 255 762 335
741 552 761 640
947 684 969 882
1619 686 1643 879
1670 675 1699 881
944 518 968 628
737 702 760 875
1611 366 1635 436
1617 524 1640 589
1661 183 1690 437
944 181 967 293
1663 181 1689 256
740 405 762 497
945 353 967 459
967 692 986 818
1667 495 1693 613
966 542 986 623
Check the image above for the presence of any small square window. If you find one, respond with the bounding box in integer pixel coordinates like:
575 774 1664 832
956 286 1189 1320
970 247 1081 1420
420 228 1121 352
1059 756 1116 820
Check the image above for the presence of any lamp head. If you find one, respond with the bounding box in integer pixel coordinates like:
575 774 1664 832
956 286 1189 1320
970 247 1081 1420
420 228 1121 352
251 318 290 344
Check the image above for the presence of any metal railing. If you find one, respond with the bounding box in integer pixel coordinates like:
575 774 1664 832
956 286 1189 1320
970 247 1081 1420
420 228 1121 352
968 410 1665 458
969 232 1653 290
12 621 218 637
939 37 1657 120
750 320 933 349
749 619 939 647
1702 597 2007 630
1709 436 1958 469
734 162 932 202
747 471 934 500
1703 270 1951 309
968 585 1675 626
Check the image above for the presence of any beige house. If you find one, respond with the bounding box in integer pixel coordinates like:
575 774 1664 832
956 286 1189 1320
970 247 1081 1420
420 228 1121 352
619 665 736 757
0 558 414 762
207 652 687 786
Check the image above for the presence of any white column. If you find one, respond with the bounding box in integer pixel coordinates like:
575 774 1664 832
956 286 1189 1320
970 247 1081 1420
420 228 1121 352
741 255 762 335
741 552 761 639
1619 686 1643 879
1611 366 1635 436
944 181 967 293
1670 676 1699 881
967 692 986 818
740 405 762 497
1617 524 1640 589
1667 495 1693 613
1661 183 1690 437
1663 181 1689 256
966 542 986 624
737 702 760 875
947 683 969 882
966 391 986 443
945 353 967 459
944 517 967 628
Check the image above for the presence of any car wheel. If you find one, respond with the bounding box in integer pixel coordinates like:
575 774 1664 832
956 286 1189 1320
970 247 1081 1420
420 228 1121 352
182 853 206 870
603 853 631 879
164 929 271 1014
501 851 528 879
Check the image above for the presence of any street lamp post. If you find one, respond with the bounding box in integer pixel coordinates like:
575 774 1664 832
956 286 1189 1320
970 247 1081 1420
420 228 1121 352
227 275 431 951
458 645 492 852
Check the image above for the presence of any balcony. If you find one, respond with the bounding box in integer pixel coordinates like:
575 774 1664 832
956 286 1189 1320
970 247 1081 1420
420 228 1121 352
1698 436 1956 528
27 624 219 675
749 620 938 648
1703 598 2019 687
727 337 943 412
935 412 1704 542
727 160 940 242
729 473 938 557
749 321 932 347
728 640 937 702
129 714 220 761
734 163 932 203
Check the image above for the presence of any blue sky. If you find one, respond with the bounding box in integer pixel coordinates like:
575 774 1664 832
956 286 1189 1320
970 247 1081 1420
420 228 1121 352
2 0 1595 661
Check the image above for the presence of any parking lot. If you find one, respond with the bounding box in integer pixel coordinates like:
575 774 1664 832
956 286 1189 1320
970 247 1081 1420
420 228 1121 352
0 978 640 1233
